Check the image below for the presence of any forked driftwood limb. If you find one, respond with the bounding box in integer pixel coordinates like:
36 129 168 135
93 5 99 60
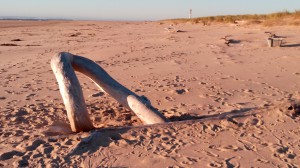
220 35 241 46
51 52 168 132
264 31 281 38
220 35 234 46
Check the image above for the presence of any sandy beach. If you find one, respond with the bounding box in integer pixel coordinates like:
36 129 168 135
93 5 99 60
0 20 300 167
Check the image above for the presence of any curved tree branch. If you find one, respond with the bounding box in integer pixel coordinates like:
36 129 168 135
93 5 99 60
51 52 168 132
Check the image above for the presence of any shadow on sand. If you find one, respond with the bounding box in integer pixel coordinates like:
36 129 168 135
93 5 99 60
67 107 257 158
281 43 300 47
168 107 254 122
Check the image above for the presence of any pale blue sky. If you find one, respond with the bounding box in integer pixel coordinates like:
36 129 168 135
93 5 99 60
0 0 299 20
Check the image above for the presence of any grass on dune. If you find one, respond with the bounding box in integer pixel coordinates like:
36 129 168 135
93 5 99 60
164 10 300 26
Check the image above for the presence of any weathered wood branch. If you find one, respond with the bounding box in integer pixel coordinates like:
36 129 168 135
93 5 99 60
51 52 168 132
220 35 233 46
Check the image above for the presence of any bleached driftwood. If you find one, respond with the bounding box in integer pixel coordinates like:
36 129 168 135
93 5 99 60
220 35 234 46
51 52 168 132
265 32 286 47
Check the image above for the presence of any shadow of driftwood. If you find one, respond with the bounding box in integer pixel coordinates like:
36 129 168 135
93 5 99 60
230 40 241 44
281 43 300 47
0 43 19 46
274 36 287 38
168 108 254 122
67 107 258 160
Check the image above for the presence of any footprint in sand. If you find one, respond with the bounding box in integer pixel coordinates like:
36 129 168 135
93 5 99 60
165 96 175 101
270 145 296 161
25 93 36 100
90 92 105 97
175 88 189 95
0 150 24 161
13 156 29 167
25 139 46 151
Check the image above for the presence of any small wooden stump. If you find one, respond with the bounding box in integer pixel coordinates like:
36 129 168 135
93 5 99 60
267 38 283 47
51 52 168 132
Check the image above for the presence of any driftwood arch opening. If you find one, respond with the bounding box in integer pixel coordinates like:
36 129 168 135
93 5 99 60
51 52 168 132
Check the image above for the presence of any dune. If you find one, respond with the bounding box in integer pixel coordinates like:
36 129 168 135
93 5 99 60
0 20 300 167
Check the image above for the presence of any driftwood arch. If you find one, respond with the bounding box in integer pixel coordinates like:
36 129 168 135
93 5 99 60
51 52 168 132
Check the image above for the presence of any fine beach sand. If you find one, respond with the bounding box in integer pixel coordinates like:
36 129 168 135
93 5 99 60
0 20 300 167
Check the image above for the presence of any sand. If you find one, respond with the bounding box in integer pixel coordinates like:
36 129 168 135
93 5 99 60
0 20 300 167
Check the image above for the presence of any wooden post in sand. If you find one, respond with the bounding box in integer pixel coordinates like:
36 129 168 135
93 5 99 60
51 52 168 132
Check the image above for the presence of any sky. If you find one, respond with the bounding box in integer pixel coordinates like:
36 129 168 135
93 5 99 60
0 0 300 20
